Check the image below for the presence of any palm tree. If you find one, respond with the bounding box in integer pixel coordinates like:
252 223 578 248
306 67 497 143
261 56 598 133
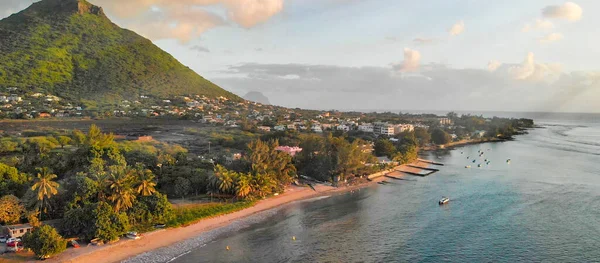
107 166 136 212
31 167 60 219
218 172 235 195
134 167 157 196
235 173 253 199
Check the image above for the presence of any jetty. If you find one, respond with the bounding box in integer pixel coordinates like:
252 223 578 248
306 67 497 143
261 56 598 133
417 158 444 166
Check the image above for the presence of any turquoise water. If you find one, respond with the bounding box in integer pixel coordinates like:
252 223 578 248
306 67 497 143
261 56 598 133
173 119 600 262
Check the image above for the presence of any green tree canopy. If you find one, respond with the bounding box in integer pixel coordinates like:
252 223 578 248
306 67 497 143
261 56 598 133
22 225 67 259
0 195 25 225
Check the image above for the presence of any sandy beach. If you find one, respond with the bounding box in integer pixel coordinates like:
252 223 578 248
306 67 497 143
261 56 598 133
44 176 388 263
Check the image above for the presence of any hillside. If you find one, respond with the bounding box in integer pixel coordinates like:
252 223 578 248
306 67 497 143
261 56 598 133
0 0 239 104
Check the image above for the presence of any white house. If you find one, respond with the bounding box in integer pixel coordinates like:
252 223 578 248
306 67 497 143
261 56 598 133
374 122 394 136
311 125 323 133
336 124 350 132
358 123 374 133
439 117 453 126
7 94 22 102
274 125 286 131
393 124 414 134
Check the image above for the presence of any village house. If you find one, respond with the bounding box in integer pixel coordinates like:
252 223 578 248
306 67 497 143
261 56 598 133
258 126 271 132
358 123 374 133
439 117 453 126
393 124 414 134
311 125 322 133
374 122 395 136
274 125 286 131
3 224 33 238
275 146 303 156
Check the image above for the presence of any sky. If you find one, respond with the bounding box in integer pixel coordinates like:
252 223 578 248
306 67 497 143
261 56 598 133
2 0 599 113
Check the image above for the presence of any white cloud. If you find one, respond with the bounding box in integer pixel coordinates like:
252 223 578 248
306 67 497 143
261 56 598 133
413 38 439 45
190 45 210 52
522 19 554 33
508 52 562 82
395 48 421 72
539 33 564 43
223 0 284 28
449 20 465 36
488 60 501 72
86 0 284 42
542 2 583 21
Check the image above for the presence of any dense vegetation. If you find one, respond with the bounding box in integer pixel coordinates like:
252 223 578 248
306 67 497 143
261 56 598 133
0 0 238 104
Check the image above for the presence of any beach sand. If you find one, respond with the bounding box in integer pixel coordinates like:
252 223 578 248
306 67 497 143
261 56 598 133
46 176 388 263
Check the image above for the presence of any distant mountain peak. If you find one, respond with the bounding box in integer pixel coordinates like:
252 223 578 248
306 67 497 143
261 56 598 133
244 91 271 105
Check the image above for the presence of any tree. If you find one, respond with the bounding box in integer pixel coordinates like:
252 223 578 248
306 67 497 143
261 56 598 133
31 167 59 218
0 163 29 197
0 195 24 225
106 166 136 212
431 128 452 145
22 225 67 259
374 139 397 157
174 177 191 199
133 166 157 196
56 136 72 149
94 202 130 242
414 127 431 146
235 173 253 199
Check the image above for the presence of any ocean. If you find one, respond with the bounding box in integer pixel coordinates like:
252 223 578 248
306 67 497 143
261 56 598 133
167 112 600 263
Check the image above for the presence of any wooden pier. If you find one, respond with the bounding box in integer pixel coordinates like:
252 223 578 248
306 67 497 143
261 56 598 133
417 159 445 166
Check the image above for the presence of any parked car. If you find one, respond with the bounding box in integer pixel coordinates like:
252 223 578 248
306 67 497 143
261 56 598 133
0 235 7 243
126 232 141 240
7 237 21 243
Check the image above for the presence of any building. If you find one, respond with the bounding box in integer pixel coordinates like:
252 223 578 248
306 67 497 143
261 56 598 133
258 126 271 132
4 224 33 238
7 94 22 102
472 130 487 138
311 125 323 133
336 124 350 132
374 122 394 136
394 124 414 134
358 123 374 133
274 125 286 131
275 146 303 156
439 117 453 126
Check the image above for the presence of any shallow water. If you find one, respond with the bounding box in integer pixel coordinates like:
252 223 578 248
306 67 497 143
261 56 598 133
168 117 600 263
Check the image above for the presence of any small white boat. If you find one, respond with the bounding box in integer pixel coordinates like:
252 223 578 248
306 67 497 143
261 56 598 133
439 197 450 205
465 165 471 168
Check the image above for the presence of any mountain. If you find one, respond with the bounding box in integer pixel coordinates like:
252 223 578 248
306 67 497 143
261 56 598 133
0 0 239 103
243 91 271 105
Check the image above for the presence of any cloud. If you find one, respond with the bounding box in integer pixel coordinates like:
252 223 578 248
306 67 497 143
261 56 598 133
413 38 439 45
539 32 564 43
508 52 562 82
81 0 284 42
488 60 501 72
523 19 554 32
394 48 421 72
190 45 210 52
449 20 465 36
213 62 597 112
542 2 583 21
223 0 283 28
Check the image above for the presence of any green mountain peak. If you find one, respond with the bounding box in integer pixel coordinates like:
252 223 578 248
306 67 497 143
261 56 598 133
0 0 238 105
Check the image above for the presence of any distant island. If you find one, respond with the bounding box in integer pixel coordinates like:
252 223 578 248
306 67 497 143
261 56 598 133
243 91 271 105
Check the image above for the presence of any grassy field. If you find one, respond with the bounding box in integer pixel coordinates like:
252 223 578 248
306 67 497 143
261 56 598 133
168 201 256 228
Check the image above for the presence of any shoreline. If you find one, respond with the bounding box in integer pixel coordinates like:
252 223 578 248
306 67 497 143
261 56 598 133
46 175 389 263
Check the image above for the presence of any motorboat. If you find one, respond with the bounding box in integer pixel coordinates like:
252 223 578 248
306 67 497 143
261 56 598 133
439 197 450 205
465 165 471 168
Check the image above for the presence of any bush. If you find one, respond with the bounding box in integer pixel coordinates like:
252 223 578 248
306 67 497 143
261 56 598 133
167 201 255 227
22 225 67 259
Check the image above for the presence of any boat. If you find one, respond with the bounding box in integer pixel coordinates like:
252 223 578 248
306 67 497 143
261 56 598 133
477 164 482 167
439 197 450 205
70 240 80 248
465 165 471 168
506 159 511 164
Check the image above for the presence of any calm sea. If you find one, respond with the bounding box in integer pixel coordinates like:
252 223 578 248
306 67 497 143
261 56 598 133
172 112 600 263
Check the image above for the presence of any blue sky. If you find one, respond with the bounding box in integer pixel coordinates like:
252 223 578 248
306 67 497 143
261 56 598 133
2 0 599 112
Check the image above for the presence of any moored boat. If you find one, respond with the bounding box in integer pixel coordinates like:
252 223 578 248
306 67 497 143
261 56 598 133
439 197 450 205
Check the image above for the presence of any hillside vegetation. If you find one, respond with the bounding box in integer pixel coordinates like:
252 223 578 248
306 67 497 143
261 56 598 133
0 0 238 104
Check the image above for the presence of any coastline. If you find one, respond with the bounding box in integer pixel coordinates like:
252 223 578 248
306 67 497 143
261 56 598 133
46 175 389 263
